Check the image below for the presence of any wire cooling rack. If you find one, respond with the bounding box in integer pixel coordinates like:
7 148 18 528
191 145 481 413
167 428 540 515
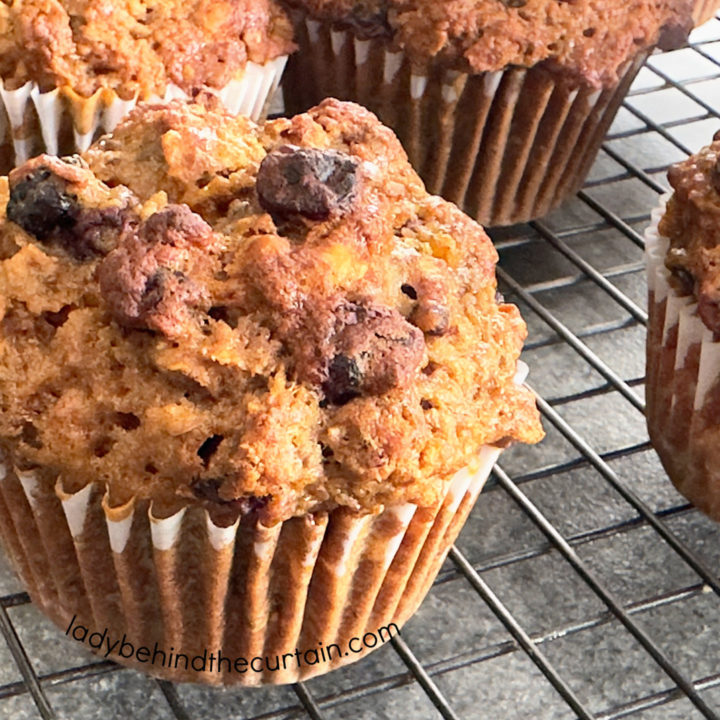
2 19 720 720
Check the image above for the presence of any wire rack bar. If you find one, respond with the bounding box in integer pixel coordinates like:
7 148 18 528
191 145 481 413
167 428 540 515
390 635 462 720
506 268 644 298
0 661 116 701
156 679 192 720
0 605 55 719
0 592 30 609
293 682 327 720
574 191 648 249
522 317 638 350
595 671 720 720
511 439 653 480
692 43 720 68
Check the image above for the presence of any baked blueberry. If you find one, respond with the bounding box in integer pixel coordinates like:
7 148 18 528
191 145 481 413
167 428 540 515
256 145 360 220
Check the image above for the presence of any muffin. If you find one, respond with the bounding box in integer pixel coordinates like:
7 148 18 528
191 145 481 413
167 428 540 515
0 98 543 684
645 131 720 521
280 0 703 227
0 0 294 172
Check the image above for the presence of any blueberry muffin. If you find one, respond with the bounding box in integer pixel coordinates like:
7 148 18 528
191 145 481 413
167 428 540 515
646 132 720 521
0 0 294 171
281 0 703 226
0 98 542 684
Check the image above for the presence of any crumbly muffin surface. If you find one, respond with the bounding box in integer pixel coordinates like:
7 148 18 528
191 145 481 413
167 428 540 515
0 99 543 524
659 132 720 333
283 0 695 87
0 1 294 97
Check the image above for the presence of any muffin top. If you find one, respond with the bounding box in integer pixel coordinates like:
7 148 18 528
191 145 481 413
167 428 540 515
283 0 696 87
0 1 295 98
659 132 720 333
0 99 543 525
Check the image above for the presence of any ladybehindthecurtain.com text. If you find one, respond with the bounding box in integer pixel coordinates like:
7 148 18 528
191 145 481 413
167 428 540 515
65 615 400 674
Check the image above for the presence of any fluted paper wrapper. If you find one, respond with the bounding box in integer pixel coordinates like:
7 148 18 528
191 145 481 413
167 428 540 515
0 363 532 684
0 56 287 174
693 0 719 27
281 20 648 227
645 196 720 520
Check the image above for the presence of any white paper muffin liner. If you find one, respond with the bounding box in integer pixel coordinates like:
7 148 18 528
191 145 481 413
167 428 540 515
0 363 530 685
645 196 720 520
281 19 649 227
0 56 287 173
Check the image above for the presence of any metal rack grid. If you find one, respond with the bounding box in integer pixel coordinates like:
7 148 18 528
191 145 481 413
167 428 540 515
1 18 720 720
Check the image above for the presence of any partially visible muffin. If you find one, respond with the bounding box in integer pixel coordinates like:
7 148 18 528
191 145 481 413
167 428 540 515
281 0 703 226
658 134 720 329
0 99 542 683
284 0 694 85
0 0 293 96
0 1 295 170
646 131 720 521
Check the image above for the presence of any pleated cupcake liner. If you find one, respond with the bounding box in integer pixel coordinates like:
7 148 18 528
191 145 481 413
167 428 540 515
0 56 288 174
645 196 720 520
693 0 720 26
0 365 530 685
281 19 648 227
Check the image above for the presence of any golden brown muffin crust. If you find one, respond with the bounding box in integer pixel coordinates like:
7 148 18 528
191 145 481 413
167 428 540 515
0 0 295 97
0 99 543 525
283 0 695 87
659 132 720 334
